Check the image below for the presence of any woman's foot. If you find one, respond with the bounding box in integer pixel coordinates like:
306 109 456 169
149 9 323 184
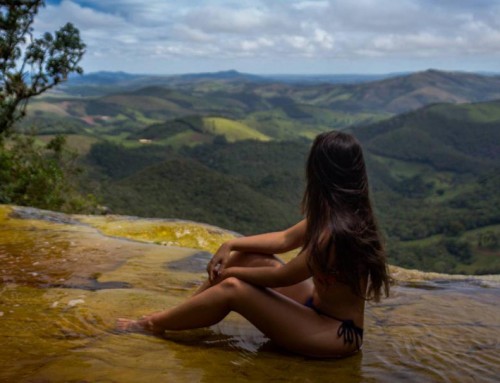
116 317 164 335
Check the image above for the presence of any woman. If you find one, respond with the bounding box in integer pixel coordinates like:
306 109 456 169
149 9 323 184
118 131 391 358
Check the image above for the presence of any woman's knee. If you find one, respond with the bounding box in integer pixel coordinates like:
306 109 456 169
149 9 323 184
219 277 253 305
219 276 245 291
219 277 267 311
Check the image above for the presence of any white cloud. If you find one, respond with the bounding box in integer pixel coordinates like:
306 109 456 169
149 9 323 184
182 6 277 35
32 0 500 73
313 27 335 50
293 1 330 11
172 25 214 43
241 38 275 52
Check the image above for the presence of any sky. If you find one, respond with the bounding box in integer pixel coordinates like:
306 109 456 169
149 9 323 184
37 0 500 75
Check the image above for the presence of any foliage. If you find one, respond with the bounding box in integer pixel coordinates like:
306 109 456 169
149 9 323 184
77 97 500 274
0 1 92 214
0 0 85 133
86 141 172 179
83 139 308 234
101 158 297 234
127 115 270 145
476 231 499 250
6 67 500 274
82 135 499 273
0 133 97 212
351 101 500 173
18 69 500 142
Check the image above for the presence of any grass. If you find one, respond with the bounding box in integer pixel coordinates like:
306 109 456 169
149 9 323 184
455 250 500 274
202 117 271 142
371 154 433 179
369 154 466 200
122 116 272 148
242 110 322 140
431 101 500 124
465 103 500 123
37 134 100 155
126 110 161 126
400 233 443 247
100 95 176 112
164 131 212 149
99 132 137 147
18 78 500 275
242 107 389 140
26 102 70 117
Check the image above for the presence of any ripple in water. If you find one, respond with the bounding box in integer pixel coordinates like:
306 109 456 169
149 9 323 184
1 206 499 383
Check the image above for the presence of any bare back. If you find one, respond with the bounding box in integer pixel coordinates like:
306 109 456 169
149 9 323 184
309 274 367 329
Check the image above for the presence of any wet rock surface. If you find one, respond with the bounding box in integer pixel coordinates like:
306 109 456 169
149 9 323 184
1 205 499 383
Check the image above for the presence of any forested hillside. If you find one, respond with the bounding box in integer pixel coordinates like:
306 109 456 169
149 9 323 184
15 70 500 274
22 69 500 140
354 101 500 274
84 140 309 234
73 98 500 275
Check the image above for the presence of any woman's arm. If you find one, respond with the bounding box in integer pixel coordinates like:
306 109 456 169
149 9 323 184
208 219 307 281
228 219 306 254
220 250 311 288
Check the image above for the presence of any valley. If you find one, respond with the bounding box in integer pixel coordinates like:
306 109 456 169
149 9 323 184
15 69 500 274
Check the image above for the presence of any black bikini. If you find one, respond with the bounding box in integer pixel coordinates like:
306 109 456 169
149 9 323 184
304 297 364 350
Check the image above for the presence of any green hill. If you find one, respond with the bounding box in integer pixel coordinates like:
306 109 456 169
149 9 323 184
100 157 300 234
125 115 270 148
202 117 271 142
22 86 257 136
80 98 500 275
352 100 500 173
25 69 500 142
255 69 500 114
351 100 500 273
131 115 269 141
184 139 309 206
15 71 500 275
84 139 309 232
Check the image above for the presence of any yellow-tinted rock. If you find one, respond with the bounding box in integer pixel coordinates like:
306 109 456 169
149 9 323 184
1 205 499 383
77 214 236 253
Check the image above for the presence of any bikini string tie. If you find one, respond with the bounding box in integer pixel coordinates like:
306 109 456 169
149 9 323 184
337 320 363 350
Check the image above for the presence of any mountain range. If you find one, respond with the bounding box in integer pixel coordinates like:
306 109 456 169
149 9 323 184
18 69 500 275
27 69 500 135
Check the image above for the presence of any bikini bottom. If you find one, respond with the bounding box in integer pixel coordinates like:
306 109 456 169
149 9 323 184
304 297 364 350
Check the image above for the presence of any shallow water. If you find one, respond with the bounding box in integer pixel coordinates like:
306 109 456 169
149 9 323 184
1 205 499 382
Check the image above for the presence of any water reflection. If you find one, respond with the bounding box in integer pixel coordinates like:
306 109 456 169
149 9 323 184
0 205 499 383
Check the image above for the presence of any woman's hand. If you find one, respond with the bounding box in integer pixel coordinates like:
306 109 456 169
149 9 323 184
207 241 233 282
211 267 233 285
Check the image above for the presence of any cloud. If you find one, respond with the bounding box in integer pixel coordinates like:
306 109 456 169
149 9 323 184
34 0 500 73
293 1 330 11
183 6 276 34
172 25 214 43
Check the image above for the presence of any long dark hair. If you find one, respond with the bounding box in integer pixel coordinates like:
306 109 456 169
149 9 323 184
301 131 390 301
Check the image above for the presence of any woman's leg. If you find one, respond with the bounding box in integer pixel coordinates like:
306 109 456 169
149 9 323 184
193 251 314 304
118 277 349 357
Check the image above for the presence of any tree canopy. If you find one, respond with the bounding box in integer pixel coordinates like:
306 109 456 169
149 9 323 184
0 0 85 133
